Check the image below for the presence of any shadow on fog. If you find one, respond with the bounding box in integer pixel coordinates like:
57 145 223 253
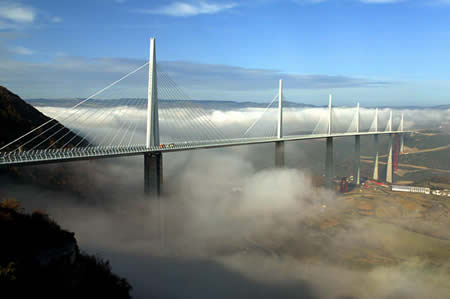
103 251 319 299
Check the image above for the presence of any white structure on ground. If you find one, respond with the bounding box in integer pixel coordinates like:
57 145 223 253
392 185 430 195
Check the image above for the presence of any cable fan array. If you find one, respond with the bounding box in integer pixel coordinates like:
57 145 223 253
241 93 279 139
0 56 405 166
157 67 229 144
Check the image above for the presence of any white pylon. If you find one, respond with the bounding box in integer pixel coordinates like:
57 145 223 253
356 102 360 133
389 109 393 132
400 112 404 132
146 37 159 148
277 79 283 139
375 107 378 132
328 94 332 135
400 112 405 153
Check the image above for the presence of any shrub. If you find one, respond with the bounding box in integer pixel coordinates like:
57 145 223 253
0 198 21 211
0 262 16 281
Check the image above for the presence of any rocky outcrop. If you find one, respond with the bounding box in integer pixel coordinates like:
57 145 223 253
0 199 132 299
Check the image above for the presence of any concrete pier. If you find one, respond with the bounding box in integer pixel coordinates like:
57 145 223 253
325 137 334 187
354 135 361 185
144 152 162 197
386 134 393 184
373 135 379 181
400 134 404 153
275 141 285 168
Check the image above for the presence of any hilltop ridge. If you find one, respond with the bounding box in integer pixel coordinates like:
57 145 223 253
0 86 87 151
25 98 450 110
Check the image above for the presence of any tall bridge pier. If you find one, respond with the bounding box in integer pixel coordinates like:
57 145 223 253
275 141 285 167
373 135 379 180
354 136 361 185
399 134 404 154
386 134 393 183
325 137 334 187
144 153 162 196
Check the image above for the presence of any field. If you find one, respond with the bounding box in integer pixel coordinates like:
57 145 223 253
220 185 450 297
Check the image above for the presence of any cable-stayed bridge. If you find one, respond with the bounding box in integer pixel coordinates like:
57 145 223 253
0 38 411 196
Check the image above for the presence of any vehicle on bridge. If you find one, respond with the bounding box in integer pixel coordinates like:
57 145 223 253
159 143 175 149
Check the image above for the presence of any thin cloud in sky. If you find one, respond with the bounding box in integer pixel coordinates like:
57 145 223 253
50 16 63 23
0 1 63 30
0 1 36 30
292 0 328 4
294 0 407 4
302 0 450 4
0 54 392 101
138 1 238 17
9 45 33 55
0 1 35 23
359 0 404 3
161 60 390 91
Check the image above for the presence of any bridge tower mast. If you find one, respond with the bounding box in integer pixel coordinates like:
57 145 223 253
275 79 285 167
328 94 332 136
147 37 159 148
277 79 283 139
399 112 405 153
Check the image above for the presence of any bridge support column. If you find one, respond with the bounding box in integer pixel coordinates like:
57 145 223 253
386 134 393 184
400 134 404 153
325 137 334 188
275 141 285 168
144 152 162 197
373 135 379 181
354 135 361 185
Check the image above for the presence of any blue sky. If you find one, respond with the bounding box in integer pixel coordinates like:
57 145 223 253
0 0 449 106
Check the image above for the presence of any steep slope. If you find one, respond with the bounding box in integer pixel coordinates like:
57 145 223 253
0 199 132 299
0 86 88 151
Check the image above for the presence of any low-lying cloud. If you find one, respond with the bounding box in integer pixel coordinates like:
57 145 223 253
2 146 448 299
1 99 448 298
34 104 448 149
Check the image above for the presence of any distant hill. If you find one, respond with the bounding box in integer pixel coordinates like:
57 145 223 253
432 104 450 109
374 104 450 110
26 98 449 110
26 98 318 110
0 87 88 151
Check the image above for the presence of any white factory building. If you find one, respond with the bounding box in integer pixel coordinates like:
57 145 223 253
392 185 431 195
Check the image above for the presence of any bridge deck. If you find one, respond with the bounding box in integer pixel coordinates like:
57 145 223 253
0 131 409 167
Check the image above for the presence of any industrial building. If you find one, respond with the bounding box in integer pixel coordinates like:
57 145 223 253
392 185 431 195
